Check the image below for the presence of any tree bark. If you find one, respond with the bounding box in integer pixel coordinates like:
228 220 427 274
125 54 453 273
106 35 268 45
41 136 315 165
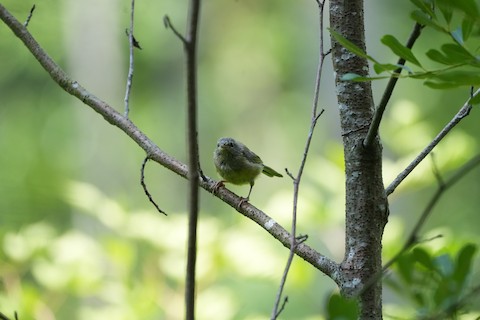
329 1 388 318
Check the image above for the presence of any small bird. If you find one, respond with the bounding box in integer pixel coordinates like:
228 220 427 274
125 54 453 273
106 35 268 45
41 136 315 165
213 137 283 202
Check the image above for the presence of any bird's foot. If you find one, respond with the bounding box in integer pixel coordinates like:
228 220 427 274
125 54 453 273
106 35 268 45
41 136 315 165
212 180 225 195
295 234 308 244
237 197 249 209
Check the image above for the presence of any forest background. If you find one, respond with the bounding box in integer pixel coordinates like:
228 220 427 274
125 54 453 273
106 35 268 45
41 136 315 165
1 0 479 319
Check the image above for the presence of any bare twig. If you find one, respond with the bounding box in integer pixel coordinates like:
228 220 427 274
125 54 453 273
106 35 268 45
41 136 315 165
430 153 444 186
0 3 340 284
23 4 35 27
163 15 187 44
271 0 328 318
166 0 204 318
386 89 478 196
274 297 289 319
140 156 166 215
124 0 136 118
363 23 423 148
356 153 480 296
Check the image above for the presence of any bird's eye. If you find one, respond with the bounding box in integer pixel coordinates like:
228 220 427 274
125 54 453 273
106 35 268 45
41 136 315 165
226 142 234 147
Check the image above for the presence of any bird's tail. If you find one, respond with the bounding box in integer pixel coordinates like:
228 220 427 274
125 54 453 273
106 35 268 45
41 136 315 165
262 165 283 177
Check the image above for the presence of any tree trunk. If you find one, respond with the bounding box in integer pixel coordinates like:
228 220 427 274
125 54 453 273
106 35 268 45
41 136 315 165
329 1 388 318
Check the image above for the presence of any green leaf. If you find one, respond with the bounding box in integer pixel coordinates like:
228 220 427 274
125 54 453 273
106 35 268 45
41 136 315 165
441 43 476 63
409 0 436 17
411 10 445 32
326 293 359 320
329 29 375 62
469 93 480 105
341 73 363 81
373 62 402 74
425 70 480 88
413 248 434 270
381 35 422 67
448 0 480 19
453 243 476 287
461 17 475 41
396 254 415 284
340 73 388 82
426 49 456 65
437 0 453 24
424 80 463 89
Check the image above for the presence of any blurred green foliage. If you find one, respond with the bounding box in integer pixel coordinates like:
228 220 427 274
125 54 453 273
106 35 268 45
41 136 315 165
1 0 480 319
336 0 480 90
386 243 479 319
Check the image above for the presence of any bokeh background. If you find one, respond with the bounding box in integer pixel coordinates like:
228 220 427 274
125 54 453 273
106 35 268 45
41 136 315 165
1 0 479 319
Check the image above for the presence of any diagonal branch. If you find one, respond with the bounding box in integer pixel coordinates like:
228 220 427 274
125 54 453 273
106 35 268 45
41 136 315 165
386 89 478 196
363 22 423 148
0 1 341 287
271 0 328 318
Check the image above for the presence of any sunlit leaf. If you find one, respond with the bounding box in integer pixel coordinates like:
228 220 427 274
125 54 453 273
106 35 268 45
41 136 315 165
381 35 422 67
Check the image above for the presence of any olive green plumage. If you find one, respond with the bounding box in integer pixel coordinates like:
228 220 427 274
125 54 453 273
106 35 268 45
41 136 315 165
213 137 282 200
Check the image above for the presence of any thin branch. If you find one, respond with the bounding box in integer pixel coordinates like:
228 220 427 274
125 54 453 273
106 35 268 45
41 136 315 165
363 22 423 148
386 89 478 196
274 297 289 319
271 0 328 318
0 2 340 285
163 15 187 44
124 0 136 118
23 4 35 27
182 0 202 319
140 156 166 215
430 153 444 186
356 153 480 296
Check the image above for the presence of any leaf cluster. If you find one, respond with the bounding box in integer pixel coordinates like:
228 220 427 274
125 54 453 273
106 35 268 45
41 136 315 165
386 243 478 319
332 0 480 94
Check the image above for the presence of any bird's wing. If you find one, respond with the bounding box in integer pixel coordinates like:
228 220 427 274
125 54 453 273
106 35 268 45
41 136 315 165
242 146 263 164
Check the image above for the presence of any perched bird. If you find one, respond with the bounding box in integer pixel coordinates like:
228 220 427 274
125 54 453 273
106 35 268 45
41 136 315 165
213 137 283 202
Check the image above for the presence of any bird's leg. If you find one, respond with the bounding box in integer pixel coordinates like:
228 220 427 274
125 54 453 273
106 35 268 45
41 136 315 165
212 180 226 195
237 182 254 209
